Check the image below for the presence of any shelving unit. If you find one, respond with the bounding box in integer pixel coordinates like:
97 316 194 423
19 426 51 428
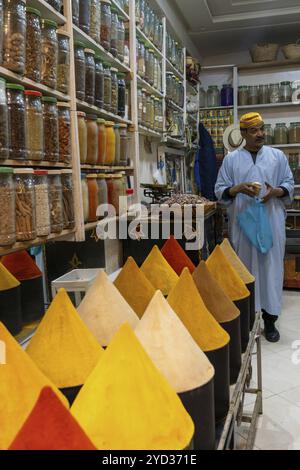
0 160 72 168
238 102 300 110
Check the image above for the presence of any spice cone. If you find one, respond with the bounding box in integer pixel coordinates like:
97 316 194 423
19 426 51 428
220 239 255 284
141 246 179 296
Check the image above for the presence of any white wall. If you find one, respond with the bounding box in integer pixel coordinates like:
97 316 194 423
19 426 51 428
139 136 165 202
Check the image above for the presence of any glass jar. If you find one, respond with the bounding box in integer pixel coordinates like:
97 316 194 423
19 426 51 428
142 89 147 127
0 78 9 160
105 121 115 165
145 46 151 84
137 87 143 124
74 41 86 101
153 18 160 49
111 67 118 115
135 0 140 25
57 102 71 164
97 118 106 164
100 0 111 51
108 174 124 215
42 96 59 162
61 170 75 230
117 73 126 117
274 123 288 145
280 81 292 103
207 86 220 108
95 56 104 109
148 10 155 42
90 0 100 43
47 0 62 11
221 84 233 107
289 122 300 144
25 7 42 83
25 90 43 161
117 16 125 63
119 124 128 166
6 83 26 159
269 83 280 104
14 169 36 241
144 2 150 37
3 0 26 74
97 174 108 210
124 22 130 66
72 0 79 26
238 86 248 106
48 170 63 233
79 0 90 34
85 48 95 105
114 124 120 165
264 124 274 145
137 40 145 78
110 6 118 57
139 0 145 28
103 63 112 112
148 49 155 86
157 99 163 132
199 87 207 108
86 174 98 222
86 114 98 165
57 30 70 95
0 167 15 246
41 19 58 89
81 174 89 222
77 111 87 163
258 84 269 104
248 86 259 105
34 170 50 237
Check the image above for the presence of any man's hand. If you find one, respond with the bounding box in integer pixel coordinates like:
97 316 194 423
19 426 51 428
261 183 284 204
229 183 258 198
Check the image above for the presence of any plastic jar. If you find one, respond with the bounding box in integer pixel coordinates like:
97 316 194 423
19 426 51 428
95 56 104 109
77 111 87 163
86 174 98 222
48 170 63 233
221 84 233 107
97 118 106 164
111 67 118 115
14 168 36 241
269 83 280 104
103 63 112 112
0 78 9 160
25 7 42 83
258 84 269 104
25 90 43 161
57 30 70 95
100 0 111 51
274 123 288 145
289 122 300 144
3 0 26 74
207 86 220 108
280 81 292 103
117 73 126 117
110 7 118 57
34 170 50 237
90 0 101 43
97 174 108 208
74 42 86 101
79 0 90 34
57 102 71 164
61 170 75 230
85 48 96 105
264 124 274 145
42 96 59 162
86 114 98 164
137 87 142 123
119 124 128 165
117 16 125 63
238 86 248 106
114 124 120 165
81 174 89 222
105 121 115 165
72 0 79 26
47 0 62 11
41 19 58 89
248 86 259 105
6 83 26 159
0 167 15 246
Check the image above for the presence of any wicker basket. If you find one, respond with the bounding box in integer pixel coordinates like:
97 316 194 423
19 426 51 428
282 40 300 60
250 43 279 63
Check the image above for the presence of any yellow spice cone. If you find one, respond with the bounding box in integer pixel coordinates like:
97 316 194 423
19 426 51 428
0 322 68 450
114 257 156 318
206 246 250 301
77 271 139 347
135 291 214 393
168 268 230 352
193 261 240 323
220 239 255 284
26 289 103 389
71 323 195 450
0 262 20 291
141 246 179 296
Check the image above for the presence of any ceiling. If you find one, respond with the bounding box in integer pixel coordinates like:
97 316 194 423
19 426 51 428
172 0 300 58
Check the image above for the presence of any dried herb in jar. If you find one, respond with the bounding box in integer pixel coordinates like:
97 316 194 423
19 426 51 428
42 97 59 162
15 171 37 242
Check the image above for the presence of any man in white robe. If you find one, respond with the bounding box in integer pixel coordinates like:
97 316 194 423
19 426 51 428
215 112 294 342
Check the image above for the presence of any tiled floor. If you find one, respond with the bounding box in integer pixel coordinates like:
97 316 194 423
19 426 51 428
237 290 300 450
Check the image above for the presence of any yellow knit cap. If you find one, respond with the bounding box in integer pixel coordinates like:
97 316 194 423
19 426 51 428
240 112 263 129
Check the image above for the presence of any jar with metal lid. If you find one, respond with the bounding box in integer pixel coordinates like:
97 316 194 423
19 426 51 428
33 170 50 237
110 6 118 57
97 118 106 164
3 0 26 74
289 122 300 144
274 123 288 145
57 102 71 164
6 83 26 159
97 174 108 210
117 16 125 63
77 111 87 163
119 124 128 166
248 86 259 105
72 0 79 26
25 90 43 161
114 124 121 165
95 57 104 109
61 170 75 230
86 114 98 165
238 86 248 106
105 121 115 165
258 84 269 104
264 124 274 145
0 167 15 246
111 67 118 115
90 0 100 43
103 63 112 112
269 83 280 104
117 73 126 117
14 168 36 241
74 41 86 101
48 170 63 233
0 78 9 160
79 0 90 34
47 0 62 11
41 19 58 89
137 40 145 78
86 174 98 222
100 0 111 51
42 96 59 162
25 7 42 83
81 174 89 222
207 86 220 108
280 81 292 103
142 89 147 127
137 87 143 124
57 30 70 95
84 48 95 105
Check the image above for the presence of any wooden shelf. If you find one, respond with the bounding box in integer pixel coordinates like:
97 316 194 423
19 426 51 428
111 0 130 20
84 222 99 231
138 125 163 139
137 75 164 98
238 59 300 72
0 160 72 168
81 164 134 172
76 99 132 125
271 144 300 149
238 102 300 111
28 0 66 25
166 59 184 81
73 25 131 74
167 99 184 113
0 66 70 101
200 105 233 111
136 27 164 59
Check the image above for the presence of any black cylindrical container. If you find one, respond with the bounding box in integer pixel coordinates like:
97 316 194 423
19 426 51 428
0 285 22 335
246 282 256 330
179 379 215 450
20 277 45 324
221 316 242 384
234 297 250 353
60 385 82 406
205 344 230 424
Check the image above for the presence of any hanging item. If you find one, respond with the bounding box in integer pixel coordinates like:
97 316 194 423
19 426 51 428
71 323 195 450
0 262 22 335
161 236 196 276
140 245 179 296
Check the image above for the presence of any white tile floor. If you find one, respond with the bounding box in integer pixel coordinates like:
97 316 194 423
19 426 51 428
237 290 300 450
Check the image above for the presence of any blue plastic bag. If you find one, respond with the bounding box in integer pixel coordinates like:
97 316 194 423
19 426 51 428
237 198 273 254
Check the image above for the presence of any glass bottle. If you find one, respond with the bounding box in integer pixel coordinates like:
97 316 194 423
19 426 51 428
42 96 59 162
3 0 26 74
24 90 43 161
117 73 126 117
79 0 90 34
57 102 71 164
0 167 15 246
103 63 112 112
34 170 50 237
41 19 58 89
6 83 26 159
48 170 63 233
95 56 104 109
74 41 86 101
25 7 42 83
84 48 95 105
14 168 37 241
90 0 100 43
100 0 111 51
86 114 98 165
61 170 75 230
0 78 9 160
57 30 70 94
110 67 118 115
117 16 125 63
